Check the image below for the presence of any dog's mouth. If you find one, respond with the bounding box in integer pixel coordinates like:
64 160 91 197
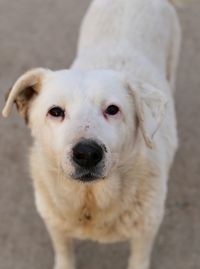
72 171 104 183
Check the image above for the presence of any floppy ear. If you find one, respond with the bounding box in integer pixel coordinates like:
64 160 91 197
2 68 49 123
127 82 168 149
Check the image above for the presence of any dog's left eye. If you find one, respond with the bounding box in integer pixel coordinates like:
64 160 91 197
105 105 120 116
48 106 65 119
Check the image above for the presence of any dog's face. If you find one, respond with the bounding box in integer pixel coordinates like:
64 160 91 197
30 69 137 182
3 68 167 183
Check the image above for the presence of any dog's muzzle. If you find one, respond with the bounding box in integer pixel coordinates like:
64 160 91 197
71 139 105 182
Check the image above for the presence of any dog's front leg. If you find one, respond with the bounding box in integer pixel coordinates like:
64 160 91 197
127 229 158 269
46 224 75 269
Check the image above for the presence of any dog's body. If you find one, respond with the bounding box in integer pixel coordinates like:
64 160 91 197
3 0 181 269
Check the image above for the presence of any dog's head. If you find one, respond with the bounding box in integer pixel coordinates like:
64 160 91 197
2 68 167 183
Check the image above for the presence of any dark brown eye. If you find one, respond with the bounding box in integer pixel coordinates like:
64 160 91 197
48 106 65 118
105 105 119 116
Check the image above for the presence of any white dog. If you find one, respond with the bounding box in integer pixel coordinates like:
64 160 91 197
2 0 181 268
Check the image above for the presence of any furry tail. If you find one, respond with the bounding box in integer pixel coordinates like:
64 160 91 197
169 0 188 6
169 0 180 4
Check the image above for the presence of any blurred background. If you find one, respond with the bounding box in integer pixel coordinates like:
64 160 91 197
0 1 200 269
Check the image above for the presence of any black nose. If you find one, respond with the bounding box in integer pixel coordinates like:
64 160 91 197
72 140 103 169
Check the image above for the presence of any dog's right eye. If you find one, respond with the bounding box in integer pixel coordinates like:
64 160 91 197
48 106 65 119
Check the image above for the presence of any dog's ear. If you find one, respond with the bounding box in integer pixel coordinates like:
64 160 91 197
2 68 50 123
127 82 167 149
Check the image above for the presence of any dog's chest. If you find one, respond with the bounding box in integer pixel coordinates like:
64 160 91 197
53 187 146 242
63 189 122 241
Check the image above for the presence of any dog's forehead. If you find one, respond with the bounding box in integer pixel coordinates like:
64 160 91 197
42 69 126 101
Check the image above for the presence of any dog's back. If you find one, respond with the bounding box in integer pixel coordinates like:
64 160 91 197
72 0 181 90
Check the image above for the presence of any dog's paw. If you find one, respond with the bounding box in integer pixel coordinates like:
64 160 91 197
54 265 75 269
53 259 75 269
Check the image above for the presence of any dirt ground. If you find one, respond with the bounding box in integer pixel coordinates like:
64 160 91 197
0 1 200 269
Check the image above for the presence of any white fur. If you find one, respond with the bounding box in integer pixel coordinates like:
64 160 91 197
2 1 181 269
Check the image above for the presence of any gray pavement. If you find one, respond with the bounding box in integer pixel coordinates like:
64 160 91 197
0 1 200 268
